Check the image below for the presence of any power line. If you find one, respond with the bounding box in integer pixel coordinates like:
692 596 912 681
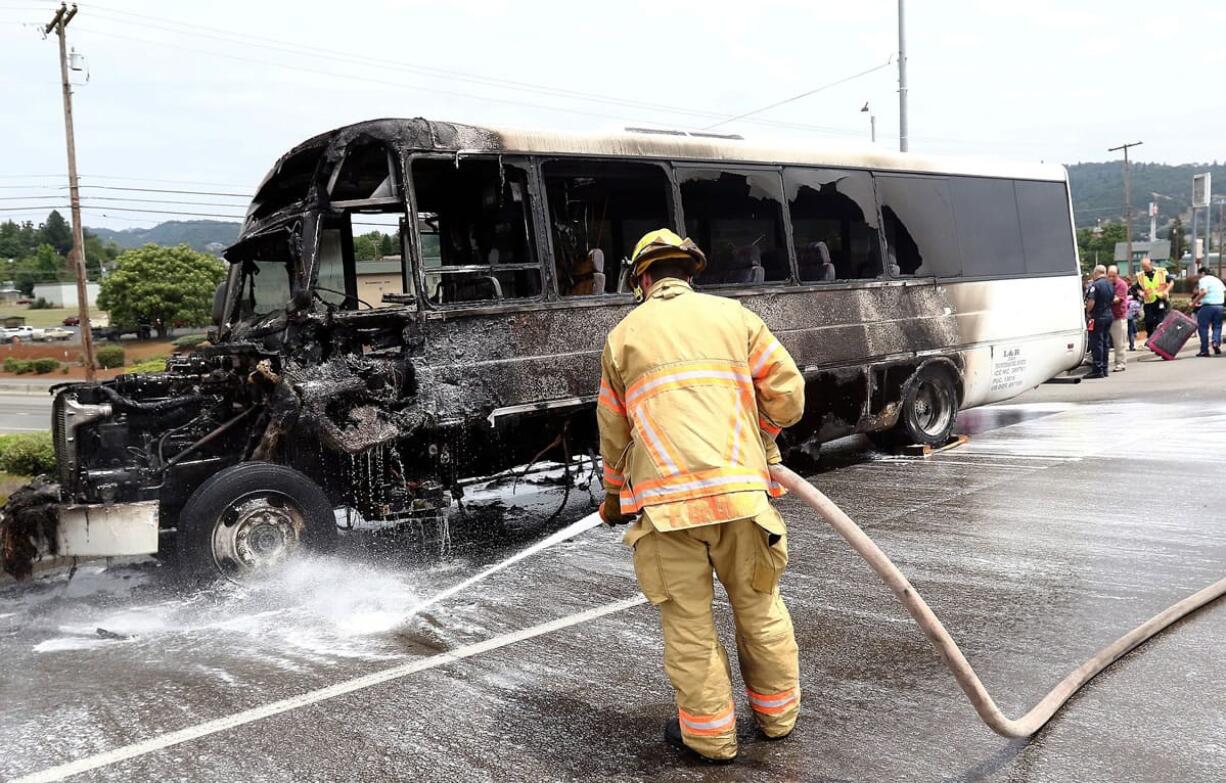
70 14 871 138
704 59 895 130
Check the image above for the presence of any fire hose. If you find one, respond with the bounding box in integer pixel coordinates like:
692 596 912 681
768 463 1226 738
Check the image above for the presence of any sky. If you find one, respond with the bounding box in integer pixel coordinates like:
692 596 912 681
1 0 1221 230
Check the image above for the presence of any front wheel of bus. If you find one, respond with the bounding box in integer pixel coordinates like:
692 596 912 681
176 462 336 583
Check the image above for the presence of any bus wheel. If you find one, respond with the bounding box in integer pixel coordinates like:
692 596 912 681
870 365 958 449
176 462 336 583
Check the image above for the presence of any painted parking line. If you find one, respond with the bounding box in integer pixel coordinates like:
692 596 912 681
12 595 648 783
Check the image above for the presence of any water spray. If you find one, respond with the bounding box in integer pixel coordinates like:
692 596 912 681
406 511 605 618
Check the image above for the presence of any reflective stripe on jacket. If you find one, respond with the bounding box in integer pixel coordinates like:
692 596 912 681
597 278 805 534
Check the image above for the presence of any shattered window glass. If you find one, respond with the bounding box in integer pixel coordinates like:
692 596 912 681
678 169 790 286
411 157 542 304
785 168 882 282
542 160 672 296
240 259 293 318
250 143 324 220
331 141 400 203
876 174 961 278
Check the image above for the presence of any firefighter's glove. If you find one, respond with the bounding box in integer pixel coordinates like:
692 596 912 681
599 492 632 526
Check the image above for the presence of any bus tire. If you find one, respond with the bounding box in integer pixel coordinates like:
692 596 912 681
870 364 958 449
176 462 336 583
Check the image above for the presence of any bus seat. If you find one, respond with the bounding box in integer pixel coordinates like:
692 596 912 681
816 241 836 281
588 248 607 294
731 245 764 284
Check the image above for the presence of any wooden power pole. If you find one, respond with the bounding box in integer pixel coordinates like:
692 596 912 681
1108 141 1143 272
45 2 96 382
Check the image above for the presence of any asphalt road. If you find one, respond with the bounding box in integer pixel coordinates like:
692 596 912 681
0 391 54 434
2 351 1225 782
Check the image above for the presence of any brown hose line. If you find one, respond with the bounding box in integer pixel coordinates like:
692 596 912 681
769 463 1226 738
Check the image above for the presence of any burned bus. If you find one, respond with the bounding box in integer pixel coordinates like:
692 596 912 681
1 119 1084 581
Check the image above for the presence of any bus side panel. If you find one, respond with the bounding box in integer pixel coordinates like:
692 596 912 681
945 275 1086 408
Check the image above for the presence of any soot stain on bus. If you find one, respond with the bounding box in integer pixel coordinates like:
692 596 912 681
0 118 1080 580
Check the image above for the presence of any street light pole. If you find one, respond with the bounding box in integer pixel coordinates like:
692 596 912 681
1108 141 1143 272
45 2 95 381
897 0 909 152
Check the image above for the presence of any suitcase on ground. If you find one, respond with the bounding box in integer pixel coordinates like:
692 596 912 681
1148 310 1197 360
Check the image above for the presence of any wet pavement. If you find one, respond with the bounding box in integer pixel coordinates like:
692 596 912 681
2 354 1225 782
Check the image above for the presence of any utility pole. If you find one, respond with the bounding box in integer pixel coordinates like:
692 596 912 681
45 2 95 382
1108 141 1143 271
897 0 909 152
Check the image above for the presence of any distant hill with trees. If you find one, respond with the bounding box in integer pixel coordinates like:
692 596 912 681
1067 161 1226 233
85 220 240 253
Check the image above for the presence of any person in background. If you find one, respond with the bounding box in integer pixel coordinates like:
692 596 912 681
1136 257 1172 344
1191 266 1225 356
1126 282 1143 351
1084 265 1114 379
1106 265 1128 372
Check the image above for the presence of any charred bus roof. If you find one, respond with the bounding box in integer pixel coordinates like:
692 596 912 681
230 117 1069 257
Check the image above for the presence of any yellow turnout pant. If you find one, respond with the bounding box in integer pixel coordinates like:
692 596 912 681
630 508 800 759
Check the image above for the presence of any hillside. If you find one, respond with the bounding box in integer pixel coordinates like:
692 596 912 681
87 220 241 252
1067 161 1225 231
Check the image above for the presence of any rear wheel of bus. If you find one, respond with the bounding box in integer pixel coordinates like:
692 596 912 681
176 462 336 583
871 364 958 449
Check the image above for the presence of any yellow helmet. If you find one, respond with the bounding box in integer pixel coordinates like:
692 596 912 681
629 228 707 281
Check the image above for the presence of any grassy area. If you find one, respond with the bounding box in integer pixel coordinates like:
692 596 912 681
0 305 105 329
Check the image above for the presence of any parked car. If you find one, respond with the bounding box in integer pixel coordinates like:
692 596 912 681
1 326 36 343
15 298 32 305
37 326 74 342
62 315 80 326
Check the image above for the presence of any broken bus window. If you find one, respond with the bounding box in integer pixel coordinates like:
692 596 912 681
876 174 961 278
678 169 790 286
785 167 883 282
542 160 672 296
411 157 542 304
318 140 409 309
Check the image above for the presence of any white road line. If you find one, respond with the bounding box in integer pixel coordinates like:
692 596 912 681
11 595 648 783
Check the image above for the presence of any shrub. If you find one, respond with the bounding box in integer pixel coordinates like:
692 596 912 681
96 345 125 369
0 432 56 477
127 356 168 373
27 297 52 310
5 359 34 375
31 358 60 374
173 333 210 350
60 365 69 374
3 357 18 373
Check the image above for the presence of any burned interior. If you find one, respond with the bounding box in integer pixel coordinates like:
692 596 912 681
0 118 1079 580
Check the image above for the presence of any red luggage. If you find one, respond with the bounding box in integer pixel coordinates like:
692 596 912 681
1148 310 1197 360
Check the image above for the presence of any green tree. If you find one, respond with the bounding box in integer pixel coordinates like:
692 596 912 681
97 244 226 338
353 231 382 262
10 244 66 296
378 233 395 256
0 220 39 259
1169 216 1185 262
1075 222 1126 275
83 230 120 279
40 210 73 256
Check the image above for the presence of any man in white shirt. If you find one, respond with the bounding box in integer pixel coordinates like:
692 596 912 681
1192 266 1226 356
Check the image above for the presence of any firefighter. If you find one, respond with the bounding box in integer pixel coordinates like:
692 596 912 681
596 229 806 763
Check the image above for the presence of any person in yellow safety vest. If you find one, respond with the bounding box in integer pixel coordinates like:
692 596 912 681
596 228 807 764
1136 256 1172 341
